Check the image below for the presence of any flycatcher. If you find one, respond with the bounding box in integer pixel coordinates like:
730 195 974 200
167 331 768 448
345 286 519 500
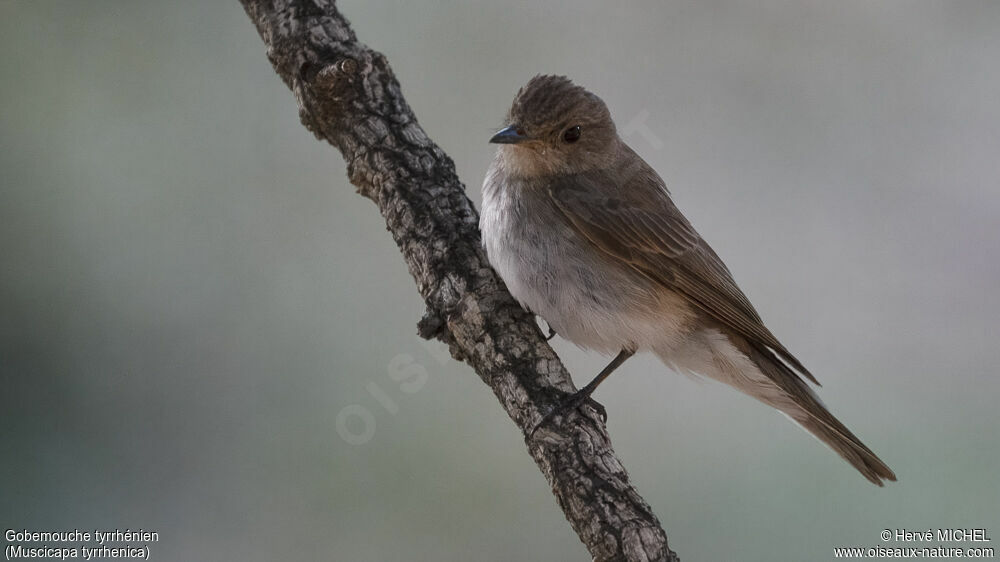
480 75 895 486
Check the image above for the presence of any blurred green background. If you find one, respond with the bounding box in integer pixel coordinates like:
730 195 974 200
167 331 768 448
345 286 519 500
2 1 998 561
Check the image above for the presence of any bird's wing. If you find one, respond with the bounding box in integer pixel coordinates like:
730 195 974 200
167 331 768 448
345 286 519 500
547 161 817 385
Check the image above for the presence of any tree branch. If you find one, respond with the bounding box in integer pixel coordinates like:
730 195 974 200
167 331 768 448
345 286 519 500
239 2 678 560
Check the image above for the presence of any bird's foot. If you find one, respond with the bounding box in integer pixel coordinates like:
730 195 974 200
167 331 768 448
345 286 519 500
530 391 607 436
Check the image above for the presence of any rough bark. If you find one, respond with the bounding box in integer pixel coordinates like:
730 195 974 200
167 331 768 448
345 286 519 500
239 2 678 560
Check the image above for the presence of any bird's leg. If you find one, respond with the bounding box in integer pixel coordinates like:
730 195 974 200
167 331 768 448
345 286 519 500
531 348 635 435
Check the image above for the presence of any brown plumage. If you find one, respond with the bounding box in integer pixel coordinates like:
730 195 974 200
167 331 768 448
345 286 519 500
481 75 896 485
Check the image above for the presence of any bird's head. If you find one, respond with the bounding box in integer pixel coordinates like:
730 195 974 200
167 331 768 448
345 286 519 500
490 75 619 177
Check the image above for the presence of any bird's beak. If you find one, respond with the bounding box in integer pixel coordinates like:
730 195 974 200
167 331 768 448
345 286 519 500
489 125 528 144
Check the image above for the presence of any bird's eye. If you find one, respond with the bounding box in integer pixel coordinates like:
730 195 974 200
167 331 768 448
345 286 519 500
562 125 582 143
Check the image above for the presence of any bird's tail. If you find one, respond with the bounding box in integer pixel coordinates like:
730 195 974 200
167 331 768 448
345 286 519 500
729 335 897 486
786 405 897 486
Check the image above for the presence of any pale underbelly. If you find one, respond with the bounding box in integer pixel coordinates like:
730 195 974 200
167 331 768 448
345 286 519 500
490 229 696 355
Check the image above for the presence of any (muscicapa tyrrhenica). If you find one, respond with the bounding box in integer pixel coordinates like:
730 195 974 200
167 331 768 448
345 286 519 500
480 75 895 485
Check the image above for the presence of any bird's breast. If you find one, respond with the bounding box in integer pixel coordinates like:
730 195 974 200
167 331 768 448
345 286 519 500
480 168 694 354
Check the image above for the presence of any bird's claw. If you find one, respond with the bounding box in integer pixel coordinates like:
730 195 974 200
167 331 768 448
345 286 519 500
585 396 608 423
529 391 607 437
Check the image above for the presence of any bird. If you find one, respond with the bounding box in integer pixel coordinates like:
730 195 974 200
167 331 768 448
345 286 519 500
479 74 896 486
